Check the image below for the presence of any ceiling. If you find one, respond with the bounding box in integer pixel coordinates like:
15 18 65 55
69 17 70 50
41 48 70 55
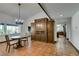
41 3 79 19
0 3 79 24
0 3 42 20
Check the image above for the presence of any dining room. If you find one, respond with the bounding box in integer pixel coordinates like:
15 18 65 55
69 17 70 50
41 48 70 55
0 3 79 56
0 3 38 55
0 3 54 56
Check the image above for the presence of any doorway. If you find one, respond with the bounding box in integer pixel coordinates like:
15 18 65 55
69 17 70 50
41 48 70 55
57 24 66 38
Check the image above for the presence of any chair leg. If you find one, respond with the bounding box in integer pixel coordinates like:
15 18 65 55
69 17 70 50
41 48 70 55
24 41 26 46
26 41 28 46
13 44 15 48
6 45 8 51
25 41 28 47
8 46 10 53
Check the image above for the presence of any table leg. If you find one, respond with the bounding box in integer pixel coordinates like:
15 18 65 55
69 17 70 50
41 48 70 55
14 39 23 49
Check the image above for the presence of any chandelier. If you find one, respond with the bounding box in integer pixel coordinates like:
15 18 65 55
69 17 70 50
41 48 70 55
15 3 24 25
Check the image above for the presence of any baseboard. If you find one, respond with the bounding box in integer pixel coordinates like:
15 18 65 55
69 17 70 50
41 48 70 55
68 40 79 54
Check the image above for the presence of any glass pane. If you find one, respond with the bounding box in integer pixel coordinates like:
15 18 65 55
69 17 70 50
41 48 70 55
0 25 4 35
6 25 21 34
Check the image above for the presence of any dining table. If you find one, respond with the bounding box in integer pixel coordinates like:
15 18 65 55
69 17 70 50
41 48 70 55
11 35 31 49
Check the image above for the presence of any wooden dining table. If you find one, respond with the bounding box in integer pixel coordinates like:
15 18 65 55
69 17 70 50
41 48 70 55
11 35 31 49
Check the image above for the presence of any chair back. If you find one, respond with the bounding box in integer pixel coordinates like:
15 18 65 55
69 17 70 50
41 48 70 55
5 35 10 45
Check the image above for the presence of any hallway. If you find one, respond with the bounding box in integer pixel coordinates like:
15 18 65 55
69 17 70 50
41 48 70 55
0 37 78 56
56 37 78 55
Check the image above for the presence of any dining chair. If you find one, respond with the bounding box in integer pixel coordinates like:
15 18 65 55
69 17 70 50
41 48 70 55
21 33 28 46
5 35 18 53
21 38 28 46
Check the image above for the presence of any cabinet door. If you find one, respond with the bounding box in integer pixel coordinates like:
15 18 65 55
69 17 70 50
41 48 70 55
35 18 48 42
31 23 36 40
47 21 54 43
35 31 41 41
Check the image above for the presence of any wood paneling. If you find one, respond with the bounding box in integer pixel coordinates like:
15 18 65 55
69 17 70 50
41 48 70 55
31 23 36 40
47 21 54 43
31 18 54 43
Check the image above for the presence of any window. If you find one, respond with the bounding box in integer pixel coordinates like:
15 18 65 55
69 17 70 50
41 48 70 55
0 25 4 35
6 25 21 34
0 23 21 36
57 24 64 32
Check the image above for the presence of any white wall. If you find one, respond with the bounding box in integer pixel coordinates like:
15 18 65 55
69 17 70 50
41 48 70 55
55 17 70 24
66 19 71 40
70 11 79 50
54 21 57 41
0 13 16 24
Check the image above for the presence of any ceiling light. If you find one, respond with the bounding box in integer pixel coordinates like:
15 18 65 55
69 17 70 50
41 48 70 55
60 14 63 16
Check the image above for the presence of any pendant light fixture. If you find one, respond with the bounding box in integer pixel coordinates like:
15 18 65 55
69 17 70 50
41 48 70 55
16 3 24 25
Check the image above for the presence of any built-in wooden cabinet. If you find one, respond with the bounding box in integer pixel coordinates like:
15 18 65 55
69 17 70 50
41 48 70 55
47 21 54 43
31 18 54 43
31 23 36 40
